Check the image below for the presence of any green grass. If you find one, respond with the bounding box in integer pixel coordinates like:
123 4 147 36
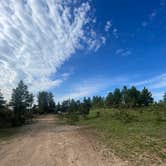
77 108 166 165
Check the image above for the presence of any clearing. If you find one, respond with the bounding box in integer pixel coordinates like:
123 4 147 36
0 115 127 166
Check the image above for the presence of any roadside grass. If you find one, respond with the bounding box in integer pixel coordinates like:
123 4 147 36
77 108 166 165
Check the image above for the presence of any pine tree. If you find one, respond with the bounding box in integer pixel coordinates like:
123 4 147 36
0 90 6 109
128 86 140 107
37 91 55 113
113 88 122 107
163 92 166 103
92 96 104 108
10 80 33 125
121 86 129 107
48 92 55 110
105 92 114 107
81 97 91 118
140 87 153 106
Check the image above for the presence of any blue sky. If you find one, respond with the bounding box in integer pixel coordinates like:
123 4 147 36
0 0 166 101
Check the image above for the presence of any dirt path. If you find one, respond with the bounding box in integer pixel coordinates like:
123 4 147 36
0 115 127 166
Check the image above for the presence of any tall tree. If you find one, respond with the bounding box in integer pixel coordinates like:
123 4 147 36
163 92 166 103
121 86 129 107
128 86 140 107
10 80 33 125
92 96 104 108
105 92 114 107
81 97 91 118
37 91 55 113
37 91 49 114
48 92 55 112
140 87 153 106
113 88 122 107
55 102 61 113
0 90 6 109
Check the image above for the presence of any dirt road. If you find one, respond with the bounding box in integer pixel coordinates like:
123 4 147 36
0 115 127 166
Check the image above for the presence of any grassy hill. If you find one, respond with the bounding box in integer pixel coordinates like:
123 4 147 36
77 108 166 165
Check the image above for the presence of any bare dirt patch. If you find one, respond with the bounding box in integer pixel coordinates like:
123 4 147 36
0 115 128 166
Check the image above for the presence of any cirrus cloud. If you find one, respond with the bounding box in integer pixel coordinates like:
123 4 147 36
0 0 105 100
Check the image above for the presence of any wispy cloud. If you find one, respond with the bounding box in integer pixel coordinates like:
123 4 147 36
104 20 120 39
55 76 129 102
115 48 131 56
112 28 119 39
105 21 112 32
0 0 105 100
55 79 106 101
55 73 166 102
131 74 166 89
131 74 166 100
141 0 166 28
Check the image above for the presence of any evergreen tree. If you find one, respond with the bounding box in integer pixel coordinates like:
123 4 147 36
37 92 48 114
56 102 61 113
121 86 129 107
37 91 55 113
27 93 34 110
128 86 140 107
163 92 166 103
140 87 153 106
92 96 104 108
81 97 91 118
113 88 122 107
0 90 6 109
10 80 33 125
48 92 55 112
105 92 114 107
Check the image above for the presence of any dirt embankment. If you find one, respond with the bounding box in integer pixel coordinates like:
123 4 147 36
0 115 128 166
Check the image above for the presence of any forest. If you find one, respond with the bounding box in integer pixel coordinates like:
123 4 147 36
0 80 166 127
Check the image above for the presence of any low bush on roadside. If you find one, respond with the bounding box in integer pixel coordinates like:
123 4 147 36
66 111 79 125
111 109 138 123
0 109 14 128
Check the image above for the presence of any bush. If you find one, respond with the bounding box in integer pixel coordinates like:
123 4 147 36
154 109 166 122
0 109 14 128
111 109 138 123
66 111 79 125
96 111 100 117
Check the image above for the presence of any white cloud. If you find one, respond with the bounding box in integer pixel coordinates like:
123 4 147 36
130 74 166 101
55 76 129 102
131 74 166 89
151 91 164 101
57 74 166 102
115 48 131 56
55 79 106 101
112 28 119 38
0 0 105 100
56 85 98 102
105 21 112 32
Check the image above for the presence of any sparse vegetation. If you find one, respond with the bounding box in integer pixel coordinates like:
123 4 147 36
76 107 166 165
0 82 166 165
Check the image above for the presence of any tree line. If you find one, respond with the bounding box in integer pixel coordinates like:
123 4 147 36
0 80 166 127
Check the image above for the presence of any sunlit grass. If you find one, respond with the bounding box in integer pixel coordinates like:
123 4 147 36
77 108 166 165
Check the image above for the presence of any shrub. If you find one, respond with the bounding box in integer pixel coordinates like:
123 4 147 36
96 111 100 117
154 109 166 122
111 109 138 123
66 111 79 125
0 109 14 128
